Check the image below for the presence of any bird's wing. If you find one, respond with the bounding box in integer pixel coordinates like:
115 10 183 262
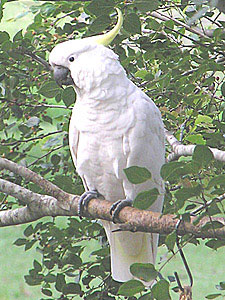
103 89 165 283
119 89 165 207
69 108 79 168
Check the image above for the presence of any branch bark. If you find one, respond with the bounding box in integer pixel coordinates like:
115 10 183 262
0 157 69 208
165 130 225 162
0 158 224 238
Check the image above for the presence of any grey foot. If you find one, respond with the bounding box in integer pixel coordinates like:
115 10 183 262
78 190 100 217
110 198 132 223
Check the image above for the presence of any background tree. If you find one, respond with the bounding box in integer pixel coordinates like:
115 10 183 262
0 0 225 299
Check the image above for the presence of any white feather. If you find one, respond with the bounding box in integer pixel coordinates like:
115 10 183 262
50 42 165 284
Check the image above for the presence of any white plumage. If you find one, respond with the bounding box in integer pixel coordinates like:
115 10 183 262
49 17 165 284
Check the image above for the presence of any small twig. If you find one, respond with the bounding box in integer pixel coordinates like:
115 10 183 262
179 121 187 142
158 235 194 273
174 271 184 292
17 47 52 71
150 11 209 39
53 11 76 26
27 145 64 167
0 98 72 110
2 130 63 146
175 219 193 288
191 193 225 216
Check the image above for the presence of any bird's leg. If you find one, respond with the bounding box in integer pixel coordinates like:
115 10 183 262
78 190 102 217
110 198 133 223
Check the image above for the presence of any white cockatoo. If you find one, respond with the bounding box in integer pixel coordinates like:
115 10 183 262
49 9 165 284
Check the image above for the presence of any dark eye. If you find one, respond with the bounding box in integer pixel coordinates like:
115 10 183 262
69 56 75 62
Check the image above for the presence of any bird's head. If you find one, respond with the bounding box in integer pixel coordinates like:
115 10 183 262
49 8 123 88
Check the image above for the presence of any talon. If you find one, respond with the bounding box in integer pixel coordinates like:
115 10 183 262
78 190 100 217
110 198 132 223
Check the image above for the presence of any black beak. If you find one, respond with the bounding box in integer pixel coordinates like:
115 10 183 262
53 65 74 87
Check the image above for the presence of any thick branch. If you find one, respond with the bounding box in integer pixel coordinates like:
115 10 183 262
0 158 69 206
0 172 224 238
165 131 225 162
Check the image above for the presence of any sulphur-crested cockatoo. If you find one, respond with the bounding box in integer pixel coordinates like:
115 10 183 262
49 9 165 284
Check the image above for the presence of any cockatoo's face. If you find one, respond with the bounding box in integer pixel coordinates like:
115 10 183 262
49 39 99 87
49 9 123 91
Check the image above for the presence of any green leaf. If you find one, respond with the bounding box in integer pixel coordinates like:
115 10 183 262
40 3 56 16
0 1 8 22
14 238 27 246
86 0 115 16
192 145 213 167
124 166 151 184
45 274 56 283
130 263 158 282
195 115 212 125
205 239 225 250
118 279 145 296
91 247 109 257
11 104 23 118
42 289 52 296
63 283 81 295
23 224 33 237
151 279 171 300
160 161 185 182
13 29 23 42
207 174 225 189
124 13 141 34
175 184 202 202
39 81 61 98
219 281 225 290
134 0 160 12
63 253 82 268
33 260 42 272
18 124 30 134
139 294 152 300
221 82 225 97
186 134 205 144
55 274 66 292
62 86 75 107
0 31 10 42
147 18 161 30
25 240 36 251
202 221 224 231
90 15 111 32
24 274 43 286
165 231 176 251
205 294 222 299
25 116 40 127
43 136 61 149
133 188 159 210
51 154 60 165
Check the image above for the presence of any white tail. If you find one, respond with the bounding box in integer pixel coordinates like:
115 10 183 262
102 220 159 285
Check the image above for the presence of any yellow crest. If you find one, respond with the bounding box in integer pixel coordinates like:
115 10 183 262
94 8 123 46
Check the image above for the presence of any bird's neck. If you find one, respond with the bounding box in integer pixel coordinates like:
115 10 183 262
71 48 134 106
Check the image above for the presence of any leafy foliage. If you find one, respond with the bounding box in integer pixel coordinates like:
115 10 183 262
0 0 225 299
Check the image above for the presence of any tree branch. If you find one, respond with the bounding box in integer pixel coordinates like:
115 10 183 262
2 130 63 146
165 130 225 162
149 11 209 39
0 158 69 206
0 158 224 238
17 48 52 71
